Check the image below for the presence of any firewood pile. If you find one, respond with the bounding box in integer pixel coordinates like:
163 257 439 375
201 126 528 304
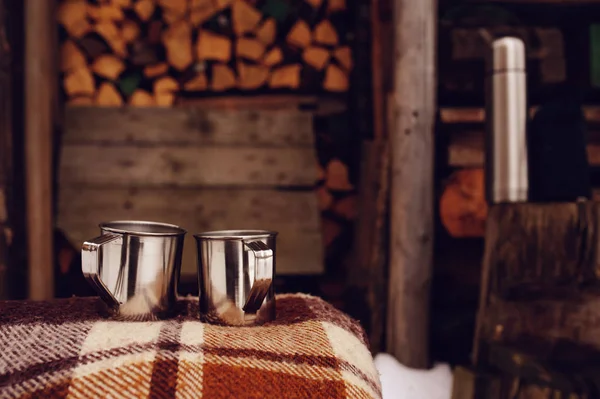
57 0 354 106
316 158 356 248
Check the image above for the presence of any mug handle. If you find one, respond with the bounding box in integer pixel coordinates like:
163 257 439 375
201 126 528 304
242 240 273 313
82 233 122 308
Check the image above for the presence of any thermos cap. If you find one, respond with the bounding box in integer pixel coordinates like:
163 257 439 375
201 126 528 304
491 36 526 72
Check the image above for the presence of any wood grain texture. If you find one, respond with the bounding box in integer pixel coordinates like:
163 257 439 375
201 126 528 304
387 0 436 368
25 0 55 300
57 187 323 275
349 140 390 354
473 202 600 363
59 145 318 187
0 0 10 299
58 106 324 275
62 107 314 146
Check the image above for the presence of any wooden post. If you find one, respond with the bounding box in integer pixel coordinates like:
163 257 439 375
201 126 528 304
387 0 436 368
25 0 55 300
0 0 11 300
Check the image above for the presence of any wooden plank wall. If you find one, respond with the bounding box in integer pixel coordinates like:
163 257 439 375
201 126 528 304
57 106 324 276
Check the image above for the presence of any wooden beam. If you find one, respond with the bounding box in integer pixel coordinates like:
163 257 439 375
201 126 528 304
440 106 600 125
387 0 436 368
25 0 55 300
0 0 11 300
448 130 600 167
349 140 390 353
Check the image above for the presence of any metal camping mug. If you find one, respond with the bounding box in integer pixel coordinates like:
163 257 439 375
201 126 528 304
82 220 186 320
194 230 277 326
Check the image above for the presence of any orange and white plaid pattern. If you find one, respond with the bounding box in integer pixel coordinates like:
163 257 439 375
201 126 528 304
0 294 381 399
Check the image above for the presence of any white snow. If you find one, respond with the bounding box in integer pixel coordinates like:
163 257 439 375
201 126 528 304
374 353 453 399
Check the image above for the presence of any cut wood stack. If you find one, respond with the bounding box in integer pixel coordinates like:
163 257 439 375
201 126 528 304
57 0 354 106
316 158 356 247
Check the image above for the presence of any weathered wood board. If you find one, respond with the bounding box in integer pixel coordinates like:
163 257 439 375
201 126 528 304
60 145 318 187
57 106 324 276
62 107 315 146
57 187 323 275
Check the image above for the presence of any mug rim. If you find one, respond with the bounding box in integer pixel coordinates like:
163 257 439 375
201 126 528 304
100 220 187 236
194 229 278 240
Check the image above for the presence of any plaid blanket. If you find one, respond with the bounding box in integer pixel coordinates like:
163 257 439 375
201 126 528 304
0 293 381 399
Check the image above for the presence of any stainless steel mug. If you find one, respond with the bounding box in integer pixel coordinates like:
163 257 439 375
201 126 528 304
194 230 277 326
82 220 186 320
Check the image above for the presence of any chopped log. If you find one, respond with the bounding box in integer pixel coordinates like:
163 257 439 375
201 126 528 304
162 20 193 71
57 0 90 38
215 0 233 9
334 46 352 71
129 89 155 106
322 217 342 247
317 164 325 181
316 185 333 211
87 4 124 21
67 96 94 106
122 19 140 43
287 20 312 48
328 0 346 12
303 47 330 70
211 64 236 91
155 92 175 107
237 62 269 90
95 22 126 57
269 64 301 89
196 31 231 62
332 195 357 220
236 38 265 61
154 76 179 93
314 20 338 46
91 55 126 80
325 158 353 191
60 40 86 73
64 67 95 97
158 0 187 14
324 64 348 91
78 34 109 59
256 18 276 45
143 63 169 78
231 0 262 35
162 10 185 25
190 1 216 26
112 0 132 7
264 47 283 66
95 82 123 106
473 202 600 367
306 0 323 8
134 0 155 21
183 74 208 91
439 169 487 238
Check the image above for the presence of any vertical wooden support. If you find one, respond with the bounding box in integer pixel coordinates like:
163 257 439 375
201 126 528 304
0 0 11 299
25 0 55 300
387 0 437 367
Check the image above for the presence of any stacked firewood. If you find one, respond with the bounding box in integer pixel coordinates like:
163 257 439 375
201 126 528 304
315 158 356 248
57 0 353 106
